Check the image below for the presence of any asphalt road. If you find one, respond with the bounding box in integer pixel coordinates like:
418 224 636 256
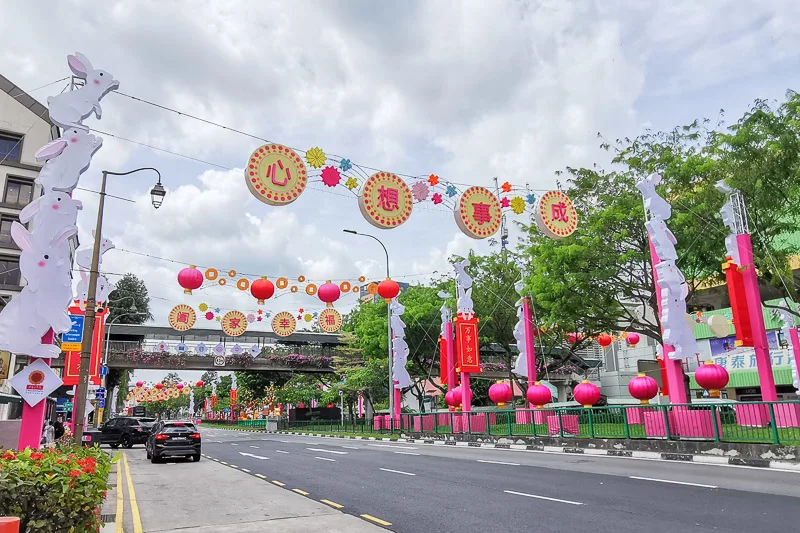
200 428 800 533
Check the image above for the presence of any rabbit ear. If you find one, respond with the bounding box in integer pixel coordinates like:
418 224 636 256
51 225 78 249
74 53 94 72
10 222 33 251
67 54 89 77
18 198 41 224
35 140 68 162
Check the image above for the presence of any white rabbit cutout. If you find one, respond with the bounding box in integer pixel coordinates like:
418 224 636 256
454 259 475 319
19 191 82 251
390 298 412 389
636 173 672 221
35 129 103 193
76 232 115 270
47 53 119 129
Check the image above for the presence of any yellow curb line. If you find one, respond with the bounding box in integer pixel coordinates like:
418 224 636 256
115 463 124 533
122 453 144 533
361 514 392 526
292 488 310 496
272 480 286 486
255 474 267 479
320 499 344 509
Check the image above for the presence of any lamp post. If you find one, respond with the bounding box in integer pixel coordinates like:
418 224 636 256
73 167 165 445
342 229 394 424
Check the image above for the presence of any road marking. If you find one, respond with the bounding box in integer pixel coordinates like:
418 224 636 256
276 450 290 454
239 452 269 460
272 480 286 486
395 451 420 456
249 445 259 448
321 499 344 509
361 514 392 526
122 454 145 533
477 459 520 466
278 440 292 443
504 490 583 505
629 476 718 488
342 445 359 449
115 460 124 533
293 489 310 496
380 467 415 476
368 444 418 450
231 443 238 446
230 465 239 469
307 447 348 455
241 468 251 473
220 461 228 465
255 474 267 479
315 456 336 462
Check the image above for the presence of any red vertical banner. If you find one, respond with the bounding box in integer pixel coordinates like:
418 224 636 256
723 258 753 347
62 306 107 386
439 336 448 384
455 316 481 373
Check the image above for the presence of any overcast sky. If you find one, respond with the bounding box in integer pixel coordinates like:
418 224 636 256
2 1 798 384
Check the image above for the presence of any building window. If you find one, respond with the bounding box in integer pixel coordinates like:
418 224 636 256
0 217 17 249
3 178 34 208
0 133 23 163
0 256 20 288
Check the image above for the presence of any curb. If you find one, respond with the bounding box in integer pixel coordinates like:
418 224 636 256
270 431 800 471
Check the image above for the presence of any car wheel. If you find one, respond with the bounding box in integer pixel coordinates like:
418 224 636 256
150 453 160 464
191 454 201 462
110 443 120 449
146 447 152 459
121 435 133 449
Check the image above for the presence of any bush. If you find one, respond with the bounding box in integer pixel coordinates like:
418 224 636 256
0 445 115 533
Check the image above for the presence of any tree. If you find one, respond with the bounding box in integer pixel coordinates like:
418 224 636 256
162 372 182 385
107 273 153 324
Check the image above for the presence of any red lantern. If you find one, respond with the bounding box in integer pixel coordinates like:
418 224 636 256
626 333 640 348
136 381 143 387
488 382 513 408
597 333 612 347
526 382 552 408
250 277 275 304
573 380 601 407
178 265 204 294
628 373 658 404
155 383 164 390
377 278 401 301
196 380 204 388
695 361 729 397
318 281 341 307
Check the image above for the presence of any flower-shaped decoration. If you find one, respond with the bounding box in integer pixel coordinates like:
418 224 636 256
215 316 221 322
526 193 537 205
176 343 188 353
432 192 443 205
304 313 313 322
213 343 226 356
231 344 244 355
339 158 352 172
157 341 168 352
249 345 261 357
196 343 208 355
306 147 326 168
412 181 430 202
428 174 439 186
199 303 208 312
205 311 214 320
501 181 512 193
257 309 264 315
345 177 359 190
447 185 458 197
500 197 511 208
321 166 341 187
510 196 526 214
247 313 256 323
214 307 221 313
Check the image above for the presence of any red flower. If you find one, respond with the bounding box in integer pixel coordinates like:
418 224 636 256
68 469 82 478
83 465 96 474
1 451 16 460
30 451 45 460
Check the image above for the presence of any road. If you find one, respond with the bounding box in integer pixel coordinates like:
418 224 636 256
201 427 800 532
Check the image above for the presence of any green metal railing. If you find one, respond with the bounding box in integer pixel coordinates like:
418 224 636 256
276 401 800 445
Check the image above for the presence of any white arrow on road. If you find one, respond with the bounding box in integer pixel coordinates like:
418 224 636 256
239 452 269 460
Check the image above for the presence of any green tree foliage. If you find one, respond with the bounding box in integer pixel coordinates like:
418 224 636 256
107 273 153 324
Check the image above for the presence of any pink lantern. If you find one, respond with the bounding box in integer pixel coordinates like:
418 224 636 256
573 380 601 407
627 373 658 404
136 381 143 387
695 360 729 397
444 389 459 408
526 382 552 408
566 332 581 345
178 265 204 295
176 383 184 390
488 381 513 408
626 332 640 348
317 281 341 307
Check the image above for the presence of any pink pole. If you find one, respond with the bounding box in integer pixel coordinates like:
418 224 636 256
648 239 688 403
393 385 401 422
736 234 777 401
17 331 55 450
522 297 537 390
445 321 456 391
790 328 800 381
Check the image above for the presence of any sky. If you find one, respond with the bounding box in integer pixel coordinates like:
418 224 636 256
2 0 799 384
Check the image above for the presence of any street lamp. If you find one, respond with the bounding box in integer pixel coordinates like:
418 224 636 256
73 167 165 445
342 229 394 423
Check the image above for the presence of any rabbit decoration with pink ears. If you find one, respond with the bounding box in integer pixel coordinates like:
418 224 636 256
0 223 78 358
47 53 119 130
35 128 103 193
19 190 82 251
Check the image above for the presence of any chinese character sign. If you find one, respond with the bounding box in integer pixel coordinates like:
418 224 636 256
318 308 342 333
272 311 297 337
456 316 481 373
455 186 501 239
534 191 578 239
168 304 196 332
221 310 248 337
245 143 308 206
359 171 413 229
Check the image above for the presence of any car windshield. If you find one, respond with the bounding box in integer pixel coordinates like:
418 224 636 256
138 418 157 426
162 423 196 434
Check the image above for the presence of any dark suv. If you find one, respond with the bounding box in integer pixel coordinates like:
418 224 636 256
100 417 157 448
146 421 202 463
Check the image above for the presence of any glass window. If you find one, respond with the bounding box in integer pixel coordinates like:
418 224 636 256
0 133 23 163
104 419 118 428
3 179 34 207
0 218 14 247
0 257 20 287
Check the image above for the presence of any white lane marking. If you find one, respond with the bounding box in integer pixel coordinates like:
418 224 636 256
477 459 520 466
278 440 292 443
342 446 360 449
368 444 418 450
306 448 348 455
249 445 259 448
230 443 238 446
629 476 718 488
380 468 415 476
504 490 583 505
315 456 337 462
395 451 420 456
239 452 269 460
276 450 290 454
241 468 251 473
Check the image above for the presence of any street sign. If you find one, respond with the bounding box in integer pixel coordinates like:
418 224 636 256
98 399 105 408
214 355 225 367
95 387 106 398
132 406 146 416
99 365 108 376
338 390 343 397
63 401 73 410
223 408 230 413
61 315 85 352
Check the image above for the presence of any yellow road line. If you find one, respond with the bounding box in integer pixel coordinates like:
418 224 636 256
320 499 343 509
361 514 392 526
122 453 144 533
255 473 267 479
272 480 286 486
115 463 124 533
292 488 310 496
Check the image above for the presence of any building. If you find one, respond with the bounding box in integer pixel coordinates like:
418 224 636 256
0 73 59 420
359 281 410 304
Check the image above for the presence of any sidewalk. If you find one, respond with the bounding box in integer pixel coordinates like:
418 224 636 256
102 449 386 532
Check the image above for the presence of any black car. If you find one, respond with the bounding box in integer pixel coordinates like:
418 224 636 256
146 421 201 463
99 417 157 449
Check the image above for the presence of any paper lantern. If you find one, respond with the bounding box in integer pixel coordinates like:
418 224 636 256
176 383 184 390
136 381 143 387
178 265 204 294
488 381 513 408
597 334 612 347
626 333 640 348
444 389 459 407
196 380 204 388
628 373 658 404
155 383 164 390
695 361 729 395
526 382 552 408
566 333 580 345
250 277 275 304
378 279 401 301
318 281 341 307
573 380 601 407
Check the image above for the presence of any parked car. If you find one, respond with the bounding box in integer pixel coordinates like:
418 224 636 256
146 420 202 463
100 417 157 449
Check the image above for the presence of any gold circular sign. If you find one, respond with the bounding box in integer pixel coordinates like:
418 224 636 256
534 191 578 239
245 143 308 206
455 186 502 239
359 172 414 229
221 310 248 337
168 304 196 331
272 311 297 337
318 308 343 333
